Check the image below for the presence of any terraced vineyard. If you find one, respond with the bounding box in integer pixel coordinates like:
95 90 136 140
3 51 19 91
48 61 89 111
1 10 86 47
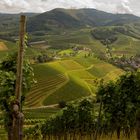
74 56 124 80
25 60 92 108
24 53 124 108
59 60 84 70
25 74 68 107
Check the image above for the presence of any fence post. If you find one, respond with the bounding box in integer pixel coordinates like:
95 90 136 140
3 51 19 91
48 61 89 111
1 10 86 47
12 15 26 140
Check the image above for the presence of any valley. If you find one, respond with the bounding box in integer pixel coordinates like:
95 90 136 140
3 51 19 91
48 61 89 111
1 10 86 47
0 8 140 139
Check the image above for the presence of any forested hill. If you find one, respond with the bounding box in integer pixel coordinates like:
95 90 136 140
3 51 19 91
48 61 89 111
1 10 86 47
0 13 37 36
0 8 140 33
27 8 140 32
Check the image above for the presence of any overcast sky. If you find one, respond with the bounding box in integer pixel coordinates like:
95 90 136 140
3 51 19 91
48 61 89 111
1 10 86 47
0 0 140 16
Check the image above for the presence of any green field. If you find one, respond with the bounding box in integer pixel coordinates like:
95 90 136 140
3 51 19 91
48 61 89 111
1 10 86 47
24 52 124 108
1 26 140 59
33 27 140 58
111 35 140 56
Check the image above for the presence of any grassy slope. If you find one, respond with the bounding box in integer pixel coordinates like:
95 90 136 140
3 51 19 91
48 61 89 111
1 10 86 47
1 26 140 59
111 34 140 56
25 60 92 107
43 77 90 105
0 32 124 108
74 55 123 79
44 27 140 57
25 52 124 108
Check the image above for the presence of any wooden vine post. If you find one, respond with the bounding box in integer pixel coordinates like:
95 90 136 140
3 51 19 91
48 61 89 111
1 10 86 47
12 15 26 140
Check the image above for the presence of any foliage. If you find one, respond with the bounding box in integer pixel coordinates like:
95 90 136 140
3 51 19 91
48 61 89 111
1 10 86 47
0 52 35 129
91 28 118 45
97 72 140 138
25 98 96 139
24 72 140 139
34 53 53 63
58 100 67 108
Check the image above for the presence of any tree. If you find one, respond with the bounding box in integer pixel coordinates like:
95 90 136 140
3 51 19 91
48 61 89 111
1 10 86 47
25 98 96 140
58 100 67 108
0 52 35 140
98 72 140 139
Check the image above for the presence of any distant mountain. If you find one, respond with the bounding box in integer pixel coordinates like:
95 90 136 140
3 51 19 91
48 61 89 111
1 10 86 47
0 13 37 34
27 8 140 32
0 13 37 41
1 8 140 42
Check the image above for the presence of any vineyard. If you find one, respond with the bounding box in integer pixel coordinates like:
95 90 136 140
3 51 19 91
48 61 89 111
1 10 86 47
22 55 138 140
0 49 126 140
25 74 68 107
1 6 140 140
24 96 138 140
25 55 124 108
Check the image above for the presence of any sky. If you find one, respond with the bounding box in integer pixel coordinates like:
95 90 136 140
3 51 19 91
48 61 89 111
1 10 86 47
0 0 140 16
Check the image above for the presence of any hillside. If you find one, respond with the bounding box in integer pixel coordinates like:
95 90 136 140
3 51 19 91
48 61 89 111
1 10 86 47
0 8 140 58
27 8 140 32
25 52 124 108
0 13 37 41
0 8 140 36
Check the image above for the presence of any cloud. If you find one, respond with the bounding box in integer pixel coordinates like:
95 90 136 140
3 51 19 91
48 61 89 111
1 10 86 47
0 0 139 16
116 0 132 14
